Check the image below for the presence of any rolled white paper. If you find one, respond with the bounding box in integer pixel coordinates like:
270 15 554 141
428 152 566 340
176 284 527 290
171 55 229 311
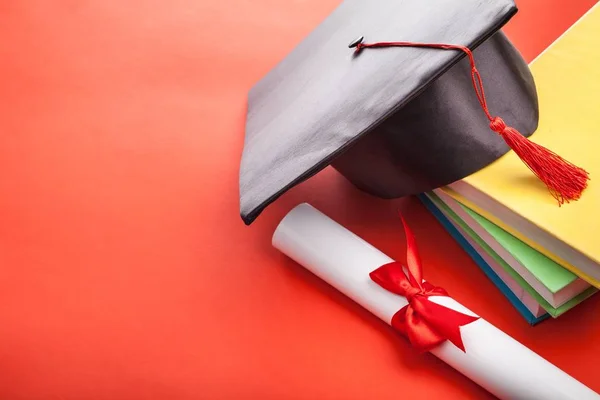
272 203 598 400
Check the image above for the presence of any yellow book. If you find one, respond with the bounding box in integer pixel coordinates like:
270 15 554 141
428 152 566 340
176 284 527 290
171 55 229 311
444 4 600 287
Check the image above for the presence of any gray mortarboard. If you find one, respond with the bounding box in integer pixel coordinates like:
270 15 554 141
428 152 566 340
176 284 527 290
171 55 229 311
239 0 588 225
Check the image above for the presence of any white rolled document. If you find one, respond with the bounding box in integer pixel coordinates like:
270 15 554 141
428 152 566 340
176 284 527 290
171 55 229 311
272 203 598 400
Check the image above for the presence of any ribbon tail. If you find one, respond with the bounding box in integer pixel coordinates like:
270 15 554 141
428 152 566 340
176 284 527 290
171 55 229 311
399 213 423 288
419 300 480 352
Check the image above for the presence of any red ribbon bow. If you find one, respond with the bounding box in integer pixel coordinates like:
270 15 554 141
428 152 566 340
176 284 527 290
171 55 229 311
369 215 479 353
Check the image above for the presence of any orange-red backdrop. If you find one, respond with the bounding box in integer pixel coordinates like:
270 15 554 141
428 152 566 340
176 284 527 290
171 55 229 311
0 1 598 399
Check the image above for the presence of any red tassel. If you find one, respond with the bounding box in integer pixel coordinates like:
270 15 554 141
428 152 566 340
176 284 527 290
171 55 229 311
352 38 591 204
490 117 589 205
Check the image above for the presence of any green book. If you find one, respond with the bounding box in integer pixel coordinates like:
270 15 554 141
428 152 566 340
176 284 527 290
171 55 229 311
427 191 597 317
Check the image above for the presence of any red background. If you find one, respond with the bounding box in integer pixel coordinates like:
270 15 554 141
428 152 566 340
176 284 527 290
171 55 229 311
0 0 598 399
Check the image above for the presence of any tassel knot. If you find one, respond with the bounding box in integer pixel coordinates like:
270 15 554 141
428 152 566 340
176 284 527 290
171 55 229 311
490 117 507 133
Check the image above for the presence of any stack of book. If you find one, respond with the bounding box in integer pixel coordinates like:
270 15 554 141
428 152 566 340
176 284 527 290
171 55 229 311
420 5 600 324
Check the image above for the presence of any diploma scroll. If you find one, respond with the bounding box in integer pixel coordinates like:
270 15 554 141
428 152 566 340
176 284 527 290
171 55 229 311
272 203 598 400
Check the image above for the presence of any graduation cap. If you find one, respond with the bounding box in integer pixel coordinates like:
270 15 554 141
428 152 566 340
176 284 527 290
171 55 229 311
239 0 589 225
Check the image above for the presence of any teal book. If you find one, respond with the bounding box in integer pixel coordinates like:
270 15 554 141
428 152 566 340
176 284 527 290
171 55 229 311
418 194 548 325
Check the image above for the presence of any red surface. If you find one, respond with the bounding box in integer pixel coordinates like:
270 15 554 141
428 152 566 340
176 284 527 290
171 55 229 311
0 0 598 399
